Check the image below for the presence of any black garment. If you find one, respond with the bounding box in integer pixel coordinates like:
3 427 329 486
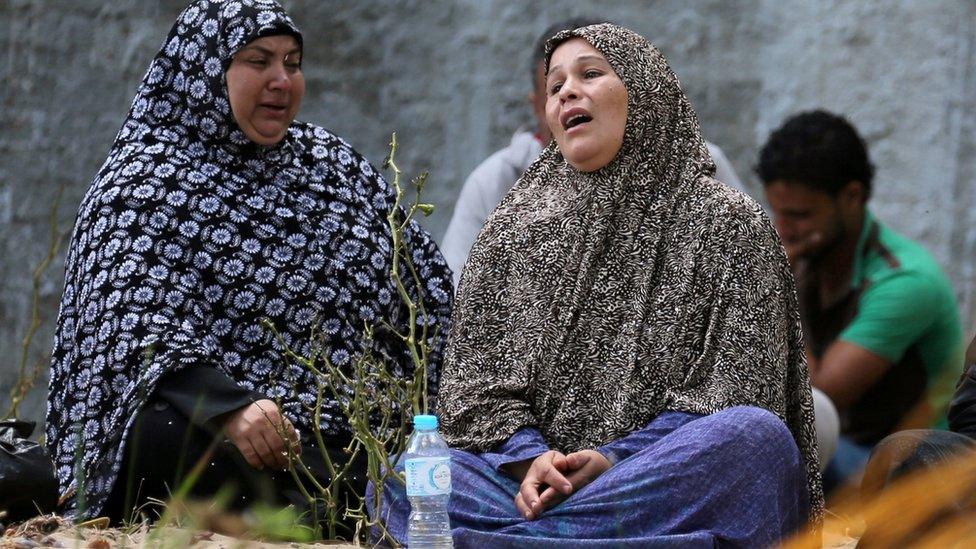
104 367 365 530
155 364 265 432
948 363 976 438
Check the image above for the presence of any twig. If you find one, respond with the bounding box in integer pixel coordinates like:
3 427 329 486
260 133 438 545
6 184 68 419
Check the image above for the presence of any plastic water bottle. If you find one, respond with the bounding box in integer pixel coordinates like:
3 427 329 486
405 414 453 548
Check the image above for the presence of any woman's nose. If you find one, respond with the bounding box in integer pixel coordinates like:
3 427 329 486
268 65 293 91
558 78 580 101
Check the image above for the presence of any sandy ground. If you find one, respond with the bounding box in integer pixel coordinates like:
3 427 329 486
1 516 358 548
2 514 858 548
4 530 356 548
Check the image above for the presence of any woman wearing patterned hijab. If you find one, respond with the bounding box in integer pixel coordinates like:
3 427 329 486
375 24 821 546
46 0 451 521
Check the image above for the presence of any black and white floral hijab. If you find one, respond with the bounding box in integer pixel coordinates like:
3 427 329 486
46 0 452 517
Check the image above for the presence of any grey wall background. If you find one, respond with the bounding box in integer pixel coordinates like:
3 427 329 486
2 0 975 428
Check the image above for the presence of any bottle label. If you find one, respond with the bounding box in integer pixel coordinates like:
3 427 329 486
405 456 452 496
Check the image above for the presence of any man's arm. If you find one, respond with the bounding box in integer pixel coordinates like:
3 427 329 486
809 340 892 410
811 271 947 410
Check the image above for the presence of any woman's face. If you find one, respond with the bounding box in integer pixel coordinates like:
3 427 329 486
226 35 305 146
545 38 628 172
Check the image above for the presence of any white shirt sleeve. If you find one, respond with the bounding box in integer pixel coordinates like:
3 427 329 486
441 169 494 288
441 131 541 290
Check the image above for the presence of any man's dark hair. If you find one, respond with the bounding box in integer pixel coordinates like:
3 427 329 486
530 17 608 85
756 109 875 198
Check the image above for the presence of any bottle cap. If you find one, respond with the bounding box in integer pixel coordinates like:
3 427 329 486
413 414 438 430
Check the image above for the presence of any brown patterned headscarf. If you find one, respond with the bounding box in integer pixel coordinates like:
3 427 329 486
439 23 823 522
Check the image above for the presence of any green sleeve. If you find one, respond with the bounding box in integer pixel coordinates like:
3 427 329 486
839 271 940 363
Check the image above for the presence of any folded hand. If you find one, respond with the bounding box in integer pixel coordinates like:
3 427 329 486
514 449 611 520
537 449 612 512
514 450 572 520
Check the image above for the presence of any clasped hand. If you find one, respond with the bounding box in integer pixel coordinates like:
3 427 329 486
510 449 611 520
222 399 301 471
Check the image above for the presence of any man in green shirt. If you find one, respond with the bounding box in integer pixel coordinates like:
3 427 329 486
757 110 963 491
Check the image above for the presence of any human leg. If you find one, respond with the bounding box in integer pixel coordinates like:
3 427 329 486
102 398 272 522
368 447 525 545
822 435 873 494
456 406 808 548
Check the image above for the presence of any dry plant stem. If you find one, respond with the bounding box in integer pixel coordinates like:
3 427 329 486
384 133 434 416
258 133 435 545
265 316 400 542
6 185 67 420
261 336 340 539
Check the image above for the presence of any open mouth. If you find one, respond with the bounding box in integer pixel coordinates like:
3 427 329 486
565 114 592 129
561 108 593 131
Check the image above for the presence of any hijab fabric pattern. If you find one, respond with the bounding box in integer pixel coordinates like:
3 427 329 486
46 0 451 517
439 23 823 522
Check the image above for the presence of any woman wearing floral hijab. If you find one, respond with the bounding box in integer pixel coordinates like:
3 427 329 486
375 24 821 547
46 0 451 521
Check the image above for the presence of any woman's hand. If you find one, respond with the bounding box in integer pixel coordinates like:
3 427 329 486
501 457 534 482
222 399 300 470
537 449 612 511
513 450 573 520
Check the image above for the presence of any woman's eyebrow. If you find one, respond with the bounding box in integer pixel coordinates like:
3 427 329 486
548 54 607 76
240 45 273 56
575 54 605 63
239 45 301 57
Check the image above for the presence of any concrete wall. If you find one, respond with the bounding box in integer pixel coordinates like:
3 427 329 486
2 0 975 427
